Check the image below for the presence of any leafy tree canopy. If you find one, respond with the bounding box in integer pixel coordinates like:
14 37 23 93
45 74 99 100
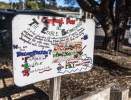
0 2 10 9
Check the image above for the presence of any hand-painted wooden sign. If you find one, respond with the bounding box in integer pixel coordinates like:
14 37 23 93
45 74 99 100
12 14 95 86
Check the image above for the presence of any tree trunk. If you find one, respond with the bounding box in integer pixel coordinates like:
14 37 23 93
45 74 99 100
76 0 130 51
77 0 115 51
114 0 128 51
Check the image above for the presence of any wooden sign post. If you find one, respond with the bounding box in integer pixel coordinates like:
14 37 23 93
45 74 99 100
49 76 61 100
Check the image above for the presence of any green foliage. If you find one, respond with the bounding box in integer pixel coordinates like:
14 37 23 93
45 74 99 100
26 0 39 10
0 2 10 9
26 0 47 10
37 2 45 9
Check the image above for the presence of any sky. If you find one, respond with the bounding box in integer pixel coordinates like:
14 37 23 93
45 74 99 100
0 0 21 3
56 0 79 7
0 0 79 7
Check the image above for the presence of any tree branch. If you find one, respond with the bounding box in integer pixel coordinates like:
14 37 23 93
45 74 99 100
76 0 99 12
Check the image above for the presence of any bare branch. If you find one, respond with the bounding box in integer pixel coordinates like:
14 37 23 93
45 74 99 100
76 0 99 12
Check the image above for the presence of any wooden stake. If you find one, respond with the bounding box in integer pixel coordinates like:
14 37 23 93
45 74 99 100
49 76 61 100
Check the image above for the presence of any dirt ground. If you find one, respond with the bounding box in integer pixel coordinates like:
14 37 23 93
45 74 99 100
0 45 131 100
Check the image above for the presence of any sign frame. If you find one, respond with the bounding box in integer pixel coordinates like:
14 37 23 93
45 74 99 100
12 14 95 87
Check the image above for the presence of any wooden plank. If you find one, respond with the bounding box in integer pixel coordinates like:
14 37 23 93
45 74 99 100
73 83 114 100
110 88 129 100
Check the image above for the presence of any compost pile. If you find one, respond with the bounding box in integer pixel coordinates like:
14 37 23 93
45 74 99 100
39 48 131 99
59 49 131 99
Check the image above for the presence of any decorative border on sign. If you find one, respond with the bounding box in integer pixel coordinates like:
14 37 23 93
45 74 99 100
57 65 92 74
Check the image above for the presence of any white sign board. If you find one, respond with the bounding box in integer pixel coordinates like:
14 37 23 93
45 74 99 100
12 15 95 86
